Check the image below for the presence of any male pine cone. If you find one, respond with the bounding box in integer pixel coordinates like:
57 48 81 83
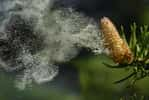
100 17 133 64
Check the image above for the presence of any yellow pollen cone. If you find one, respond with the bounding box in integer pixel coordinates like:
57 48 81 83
100 17 133 64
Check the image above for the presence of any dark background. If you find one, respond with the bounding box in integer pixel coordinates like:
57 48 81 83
54 0 145 27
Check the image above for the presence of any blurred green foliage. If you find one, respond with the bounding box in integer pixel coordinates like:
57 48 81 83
0 54 149 100
71 55 149 100
72 54 130 100
0 71 80 100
